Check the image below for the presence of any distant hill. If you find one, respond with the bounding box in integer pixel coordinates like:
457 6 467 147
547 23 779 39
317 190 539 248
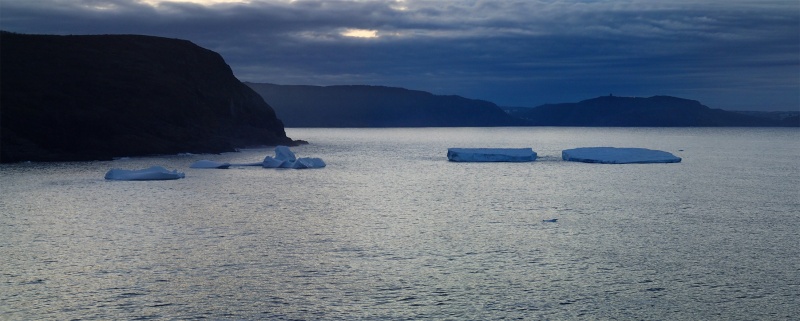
245 83 525 127
730 111 799 127
1 32 296 163
507 95 795 127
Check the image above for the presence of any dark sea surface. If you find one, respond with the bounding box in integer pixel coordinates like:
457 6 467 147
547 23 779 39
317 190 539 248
2 127 798 320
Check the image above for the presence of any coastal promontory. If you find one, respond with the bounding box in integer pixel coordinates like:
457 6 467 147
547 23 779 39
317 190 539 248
246 83 525 127
1 32 296 163
507 95 792 127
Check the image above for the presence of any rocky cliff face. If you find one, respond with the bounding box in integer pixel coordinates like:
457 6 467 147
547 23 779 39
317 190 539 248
1 32 296 162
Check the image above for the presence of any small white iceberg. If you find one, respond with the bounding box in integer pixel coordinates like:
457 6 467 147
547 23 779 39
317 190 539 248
447 148 537 162
289 157 326 169
105 166 185 181
262 146 326 169
189 160 231 169
262 156 289 168
229 162 263 167
562 147 681 164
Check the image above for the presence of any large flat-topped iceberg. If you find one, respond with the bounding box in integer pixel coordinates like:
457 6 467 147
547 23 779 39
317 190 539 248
448 148 537 162
262 146 326 169
562 147 681 164
105 166 185 180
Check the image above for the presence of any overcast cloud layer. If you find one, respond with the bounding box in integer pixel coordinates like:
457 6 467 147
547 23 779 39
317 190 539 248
2 0 798 110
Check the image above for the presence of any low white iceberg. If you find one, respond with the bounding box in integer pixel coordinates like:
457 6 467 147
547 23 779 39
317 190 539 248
262 156 289 168
189 160 231 169
262 146 325 169
229 162 263 167
447 148 537 162
105 166 185 180
562 147 681 164
290 157 326 169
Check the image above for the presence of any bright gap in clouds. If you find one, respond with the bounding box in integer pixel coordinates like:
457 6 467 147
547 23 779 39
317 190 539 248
139 0 250 6
341 29 379 38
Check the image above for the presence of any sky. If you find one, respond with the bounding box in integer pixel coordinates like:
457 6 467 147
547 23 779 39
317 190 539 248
1 0 798 111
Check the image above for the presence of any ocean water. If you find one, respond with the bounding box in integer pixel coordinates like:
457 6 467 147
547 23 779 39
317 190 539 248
1 127 798 320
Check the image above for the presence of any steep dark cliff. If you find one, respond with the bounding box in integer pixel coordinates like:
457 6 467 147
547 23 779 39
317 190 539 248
246 83 525 127
509 95 792 127
1 32 296 163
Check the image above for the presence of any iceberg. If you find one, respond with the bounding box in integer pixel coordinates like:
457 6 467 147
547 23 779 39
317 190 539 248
105 166 185 180
562 147 682 164
261 156 289 168
290 157 326 169
447 148 537 162
229 162 264 167
274 145 297 162
189 160 231 169
262 146 325 169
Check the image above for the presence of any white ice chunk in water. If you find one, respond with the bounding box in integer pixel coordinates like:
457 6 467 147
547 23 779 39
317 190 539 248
229 162 263 167
262 156 286 168
562 147 681 164
275 146 297 162
105 166 185 180
302 158 326 168
291 157 326 169
262 146 325 169
190 160 231 169
447 148 537 162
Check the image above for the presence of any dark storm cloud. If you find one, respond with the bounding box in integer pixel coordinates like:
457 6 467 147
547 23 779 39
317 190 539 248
1 0 797 110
